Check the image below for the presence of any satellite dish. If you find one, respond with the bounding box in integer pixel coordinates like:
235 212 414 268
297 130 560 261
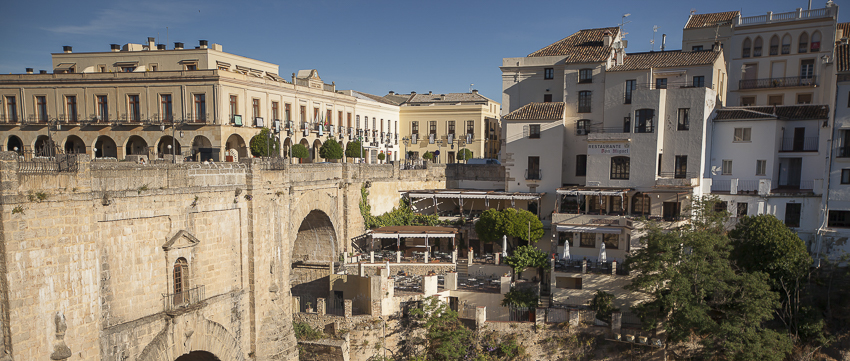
612 41 623 49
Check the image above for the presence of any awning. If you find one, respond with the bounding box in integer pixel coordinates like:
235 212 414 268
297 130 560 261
54 63 75 71
371 233 456 239
113 61 139 67
406 192 543 200
555 225 621 234
557 189 630 196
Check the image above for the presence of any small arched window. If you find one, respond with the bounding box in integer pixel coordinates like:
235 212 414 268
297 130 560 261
769 35 779 55
631 193 650 216
781 34 792 54
173 258 189 305
811 31 822 52
799 32 809 53
742 38 751 58
753 37 763 57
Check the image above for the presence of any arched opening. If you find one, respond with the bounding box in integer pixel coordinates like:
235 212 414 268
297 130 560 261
94 135 117 158
225 134 247 162
742 37 752 58
126 135 148 156
769 35 779 55
157 136 182 158
312 139 322 162
811 31 821 52
173 258 189 306
753 36 763 57
291 209 336 312
282 137 292 159
174 351 221 361
34 135 53 156
191 135 214 162
781 34 792 54
6 135 23 154
63 135 86 154
799 32 809 53
298 138 310 163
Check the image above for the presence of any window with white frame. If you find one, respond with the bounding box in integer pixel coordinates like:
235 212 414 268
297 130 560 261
733 128 751 142
756 160 766 176
722 160 732 175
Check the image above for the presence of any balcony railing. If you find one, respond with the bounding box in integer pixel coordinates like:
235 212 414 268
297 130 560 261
837 147 850 157
739 7 837 26
163 285 204 312
739 76 817 90
634 125 655 133
658 171 698 179
525 168 542 180
780 137 818 152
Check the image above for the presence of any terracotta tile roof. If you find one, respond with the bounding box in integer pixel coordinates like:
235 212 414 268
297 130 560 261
527 27 619 63
383 92 413 104
400 92 494 104
838 22 850 38
837 43 850 73
503 102 564 120
684 11 739 29
714 105 829 121
351 90 400 105
608 50 721 72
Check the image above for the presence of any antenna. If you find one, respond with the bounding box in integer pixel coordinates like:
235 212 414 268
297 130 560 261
619 13 631 38
690 8 697 15
651 25 659 51
469 84 474 93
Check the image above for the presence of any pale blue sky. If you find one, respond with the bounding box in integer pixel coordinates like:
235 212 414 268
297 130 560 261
1 0 846 103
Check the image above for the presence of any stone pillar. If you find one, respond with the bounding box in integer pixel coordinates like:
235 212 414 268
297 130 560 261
535 308 546 328
451 250 457 264
379 267 389 278
611 260 617 275
569 310 580 326
445 272 458 291
424 251 429 264
317 298 326 315
359 263 365 276
329 262 335 275
370 251 375 263
397 251 402 263
293 296 301 313
582 259 587 274
611 311 622 336
344 299 353 318
550 258 556 291
494 253 500 265
475 306 487 329
422 274 438 296
500 275 512 294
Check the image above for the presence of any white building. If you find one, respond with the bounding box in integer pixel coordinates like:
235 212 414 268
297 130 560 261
822 39 850 262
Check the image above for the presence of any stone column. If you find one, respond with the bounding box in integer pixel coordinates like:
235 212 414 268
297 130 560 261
500 275 512 294
611 260 617 275
475 306 487 329
452 250 457 264
582 259 587 274
359 263 365 276
445 272 458 291
317 298 326 315
370 251 375 264
397 251 401 263
422 274 438 296
293 296 301 313
379 267 389 278
535 308 546 328
569 310 580 326
494 253 500 265
344 299 353 318
424 251 429 264
611 311 622 336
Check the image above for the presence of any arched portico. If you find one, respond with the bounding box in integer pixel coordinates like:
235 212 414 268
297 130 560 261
94 135 118 158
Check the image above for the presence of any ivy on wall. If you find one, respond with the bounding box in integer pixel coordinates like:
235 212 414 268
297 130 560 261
359 186 463 229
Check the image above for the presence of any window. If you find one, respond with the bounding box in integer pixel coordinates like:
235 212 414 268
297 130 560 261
655 78 667 89
799 32 811 53
300 106 306 123
466 120 474 137
173 258 189 305
121 66 136 72
412 121 419 143
737 202 749 217
578 91 591 112
603 234 619 249
448 121 455 136
429 121 437 143
5 96 17 122
734 128 751 142
768 95 783 106
161 94 173 121
811 31 821 52
756 160 767 176
674 155 687 178
828 210 850 227
800 59 814 79
559 232 574 248
36 96 47 122
623 116 631 133
579 69 592 83
194 94 206 121
229 95 238 120
796 93 812 104
635 109 654 133
753 37 763 57
272 101 279 121
631 193 650 216
576 119 590 135
327 110 333 125
692 45 704 51
722 160 732 175
579 233 595 247
65 96 77 122
527 156 540 180
842 169 850 184
610 156 630 180
624 80 636 104
692 76 705 88
128 95 140 122
781 34 791 54
543 94 553 102
97 95 108 121
576 154 587 176
338 111 343 128
544 68 554 79
186 63 197 71
529 124 540 139
743 38 752 58
741 96 756 106
251 99 260 120
769 35 779 56
714 201 728 214
677 108 689 130
785 203 801 228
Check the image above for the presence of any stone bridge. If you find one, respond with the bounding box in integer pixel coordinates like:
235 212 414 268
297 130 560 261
0 154 503 361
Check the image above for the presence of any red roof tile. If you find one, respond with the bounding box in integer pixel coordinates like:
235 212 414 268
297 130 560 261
503 102 564 120
528 27 619 63
608 50 721 72
684 11 739 29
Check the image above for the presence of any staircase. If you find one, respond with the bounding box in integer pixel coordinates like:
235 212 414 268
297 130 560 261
456 262 469 278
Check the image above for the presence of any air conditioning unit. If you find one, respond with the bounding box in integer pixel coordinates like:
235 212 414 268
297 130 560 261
577 129 589 135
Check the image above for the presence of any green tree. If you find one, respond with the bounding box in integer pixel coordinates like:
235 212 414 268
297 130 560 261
377 152 386 162
291 144 309 160
501 288 538 308
474 208 544 249
504 244 550 277
456 148 473 162
589 290 616 324
422 151 434 160
408 297 475 361
345 141 362 159
474 209 507 244
249 128 280 157
319 138 343 160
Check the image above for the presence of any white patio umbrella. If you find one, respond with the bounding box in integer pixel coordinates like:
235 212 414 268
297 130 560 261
502 235 508 257
599 241 607 263
562 239 571 261
386 260 391 276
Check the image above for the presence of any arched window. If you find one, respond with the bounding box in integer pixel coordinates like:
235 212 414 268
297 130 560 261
173 258 189 305
811 31 821 52
753 37 763 57
631 193 650 216
799 32 809 53
769 35 779 55
610 157 630 180
742 38 751 58
781 34 792 54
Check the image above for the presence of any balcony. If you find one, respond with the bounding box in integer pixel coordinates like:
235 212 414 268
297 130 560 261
779 137 818 152
163 285 205 313
525 168 542 180
837 147 850 157
738 7 837 26
739 76 817 90
634 125 655 134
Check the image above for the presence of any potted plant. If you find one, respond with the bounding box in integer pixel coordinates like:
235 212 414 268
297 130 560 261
306 301 313 313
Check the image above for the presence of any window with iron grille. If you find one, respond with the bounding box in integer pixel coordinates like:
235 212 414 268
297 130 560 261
579 69 593 83
677 108 689 130
675 155 687 178
610 156 630 180
624 80 635 104
785 203 801 228
578 91 591 113
529 124 540 139
828 210 850 227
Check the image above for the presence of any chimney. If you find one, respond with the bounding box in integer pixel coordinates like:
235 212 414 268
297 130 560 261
440 94 446 100
25 68 33 74
472 89 479 94
388 91 395 95
603 31 612 47
157 44 166 50
429 91 433 95
713 41 722 52
199 40 208 49
39 70 47 74
174 42 184 50
661 34 666 51
411 91 416 94
110 44 120 52
147 37 155 49
63 46 72 53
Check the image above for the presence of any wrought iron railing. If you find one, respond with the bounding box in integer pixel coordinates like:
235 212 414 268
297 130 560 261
779 137 818 152
837 147 850 158
162 285 204 312
17 149 79 173
739 75 817 90
658 171 698 179
525 168 542 180
634 125 655 133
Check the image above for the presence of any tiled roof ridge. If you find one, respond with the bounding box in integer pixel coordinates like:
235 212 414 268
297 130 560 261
684 11 740 29
527 26 619 61
503 102 565 120
608 49 720 72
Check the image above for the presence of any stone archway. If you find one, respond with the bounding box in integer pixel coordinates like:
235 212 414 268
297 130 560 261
137 315 244 361
94 135 118 158
290 209 337 313
175 351 220 361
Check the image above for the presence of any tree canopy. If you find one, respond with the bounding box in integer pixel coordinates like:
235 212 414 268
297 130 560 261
475 208 544 247
319 138 343 160
249 128 280 157
501 288 538 308
456 148 473 162
345 141 362 159
290 144 309 159
589 290 616 324
504 244 550 275
422 151 434 160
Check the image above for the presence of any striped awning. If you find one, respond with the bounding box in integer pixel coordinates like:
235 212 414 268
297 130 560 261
555 225 621 234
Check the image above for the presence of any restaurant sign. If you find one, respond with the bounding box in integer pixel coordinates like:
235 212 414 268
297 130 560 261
587 143 630 155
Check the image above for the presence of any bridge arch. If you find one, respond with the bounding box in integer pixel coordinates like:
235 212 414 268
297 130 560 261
136 316 244 361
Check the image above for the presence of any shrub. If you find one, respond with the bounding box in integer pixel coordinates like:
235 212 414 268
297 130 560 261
319 139 344 160
291 144 309 159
